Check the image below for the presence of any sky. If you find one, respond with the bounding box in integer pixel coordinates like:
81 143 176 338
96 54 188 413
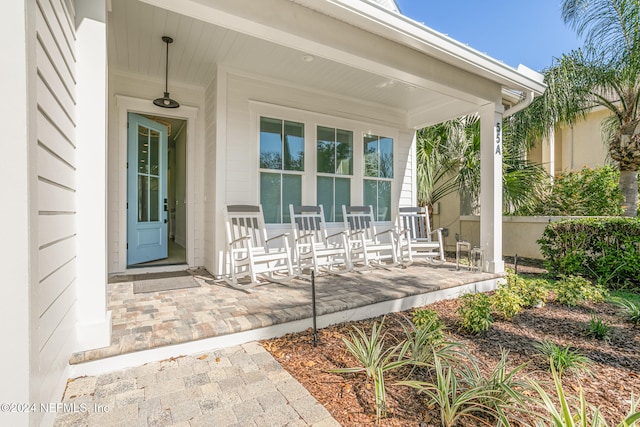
393 0 584 72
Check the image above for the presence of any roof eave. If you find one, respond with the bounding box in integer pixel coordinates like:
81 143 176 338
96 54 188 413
293 0 547 96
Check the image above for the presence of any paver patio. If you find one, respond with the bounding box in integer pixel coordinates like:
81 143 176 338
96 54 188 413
70 262 501 366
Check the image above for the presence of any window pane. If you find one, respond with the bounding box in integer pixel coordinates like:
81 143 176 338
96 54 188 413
377 180 391 221
364 135 378 177
138 125 149 174
149 176 160 222
336 129 353 175
334 178 350 223
317 126 335 173
137 175 148 222
149 130 159 176
317 176 334 222
363 179 377 215
260 117 283 170
380 137 393 178
260 173 281 223
284 121 304 171
282 174 302 223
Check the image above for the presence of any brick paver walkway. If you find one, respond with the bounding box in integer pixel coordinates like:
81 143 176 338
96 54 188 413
55 342 339 427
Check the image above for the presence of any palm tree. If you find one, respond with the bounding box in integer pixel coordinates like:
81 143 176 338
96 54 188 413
520 0 640 216
416 115 548 215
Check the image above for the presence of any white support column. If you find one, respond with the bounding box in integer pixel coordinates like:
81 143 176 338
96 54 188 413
0 2 34 425
75 0 111 350
479 103 505 273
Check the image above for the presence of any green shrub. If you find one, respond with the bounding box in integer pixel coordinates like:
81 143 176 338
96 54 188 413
397 355 500 427
609 296 640 325
535 340 592 377
411 309 444 342
491 283 524 320
519 278 550 308
553 275 608 307
530 359 640 426
538 217 640 289
585 316 609 341
330 319 409 421
535 166 624 216
458 293 493 334
458 349 531 421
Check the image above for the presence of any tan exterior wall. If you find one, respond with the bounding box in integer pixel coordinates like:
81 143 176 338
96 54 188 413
528 107 612 174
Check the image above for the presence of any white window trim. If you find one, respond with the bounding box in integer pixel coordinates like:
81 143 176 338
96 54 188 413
249 100 399 228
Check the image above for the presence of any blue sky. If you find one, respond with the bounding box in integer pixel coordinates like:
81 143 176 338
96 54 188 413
394 0 583 72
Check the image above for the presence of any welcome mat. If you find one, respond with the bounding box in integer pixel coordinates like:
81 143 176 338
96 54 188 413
133 270 200 294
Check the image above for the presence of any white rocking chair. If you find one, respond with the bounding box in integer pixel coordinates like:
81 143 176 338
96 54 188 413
223 204 294 289
289 205 352 275
342 205 400 269
397 206 446 266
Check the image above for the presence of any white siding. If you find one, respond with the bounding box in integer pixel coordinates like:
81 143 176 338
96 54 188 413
35 0 77 424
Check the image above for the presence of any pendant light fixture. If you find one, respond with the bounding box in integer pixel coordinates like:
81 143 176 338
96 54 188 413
153 36 180 108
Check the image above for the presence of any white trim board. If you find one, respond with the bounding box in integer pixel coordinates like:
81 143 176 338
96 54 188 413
114 95 199 273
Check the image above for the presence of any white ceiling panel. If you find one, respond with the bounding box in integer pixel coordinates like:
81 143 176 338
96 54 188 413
107 0 476 122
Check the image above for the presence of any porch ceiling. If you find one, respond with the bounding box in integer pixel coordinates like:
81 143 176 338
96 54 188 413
107 0 476 127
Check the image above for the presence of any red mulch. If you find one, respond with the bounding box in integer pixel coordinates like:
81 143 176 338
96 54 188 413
261 267 640 426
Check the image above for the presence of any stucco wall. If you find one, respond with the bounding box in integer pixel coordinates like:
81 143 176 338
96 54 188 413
457 216 573 260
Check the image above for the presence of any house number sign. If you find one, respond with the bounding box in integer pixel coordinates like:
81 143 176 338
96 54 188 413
495 121 502 155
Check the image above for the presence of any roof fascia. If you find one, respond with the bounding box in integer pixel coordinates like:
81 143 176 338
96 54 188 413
296 0 546 95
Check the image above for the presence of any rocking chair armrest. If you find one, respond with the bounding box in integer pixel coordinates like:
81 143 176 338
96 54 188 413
326 230 348 240
266 233 290 244
374 228 397 238
294 232 316 242
228 235 252 246
347 229 366 239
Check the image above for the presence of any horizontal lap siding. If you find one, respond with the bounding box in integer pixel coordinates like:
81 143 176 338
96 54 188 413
225 74 412 209
35 0 77 420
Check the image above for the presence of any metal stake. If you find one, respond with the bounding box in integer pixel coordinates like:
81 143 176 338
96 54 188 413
311 269 318 347
514 253 518 275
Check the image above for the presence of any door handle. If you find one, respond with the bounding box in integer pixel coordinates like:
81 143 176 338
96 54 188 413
164 198 168 212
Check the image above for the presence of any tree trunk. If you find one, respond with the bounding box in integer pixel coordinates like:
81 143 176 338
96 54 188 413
620 169 638 217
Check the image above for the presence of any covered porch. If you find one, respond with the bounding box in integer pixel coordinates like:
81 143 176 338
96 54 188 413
69 263 502 376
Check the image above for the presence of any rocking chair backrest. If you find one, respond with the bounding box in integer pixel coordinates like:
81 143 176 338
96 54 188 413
289 205 328 243
224 205 268 248
398 206 432 241
342 205 377 241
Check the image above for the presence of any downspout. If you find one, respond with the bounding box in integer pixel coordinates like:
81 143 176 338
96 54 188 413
503 90 535 118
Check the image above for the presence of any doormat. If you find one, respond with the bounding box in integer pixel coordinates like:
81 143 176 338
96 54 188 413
133 271 200 294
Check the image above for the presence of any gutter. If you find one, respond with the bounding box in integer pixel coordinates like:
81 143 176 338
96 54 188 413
503 65 544 117
503 90 535 118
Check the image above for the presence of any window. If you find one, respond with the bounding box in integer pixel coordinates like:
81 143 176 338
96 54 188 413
363 134 393 221
316 126 353 222
259 117 304 223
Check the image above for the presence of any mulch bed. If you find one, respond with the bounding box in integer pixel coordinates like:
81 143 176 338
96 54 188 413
261 266 640 426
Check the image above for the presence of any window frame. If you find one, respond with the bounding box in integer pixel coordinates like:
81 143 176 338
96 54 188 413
316 125 354 223
250 101 398 228
363 133 394 221
258 116 305 224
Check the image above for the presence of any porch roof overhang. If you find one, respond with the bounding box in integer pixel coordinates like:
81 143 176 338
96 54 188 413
109 0 545 128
